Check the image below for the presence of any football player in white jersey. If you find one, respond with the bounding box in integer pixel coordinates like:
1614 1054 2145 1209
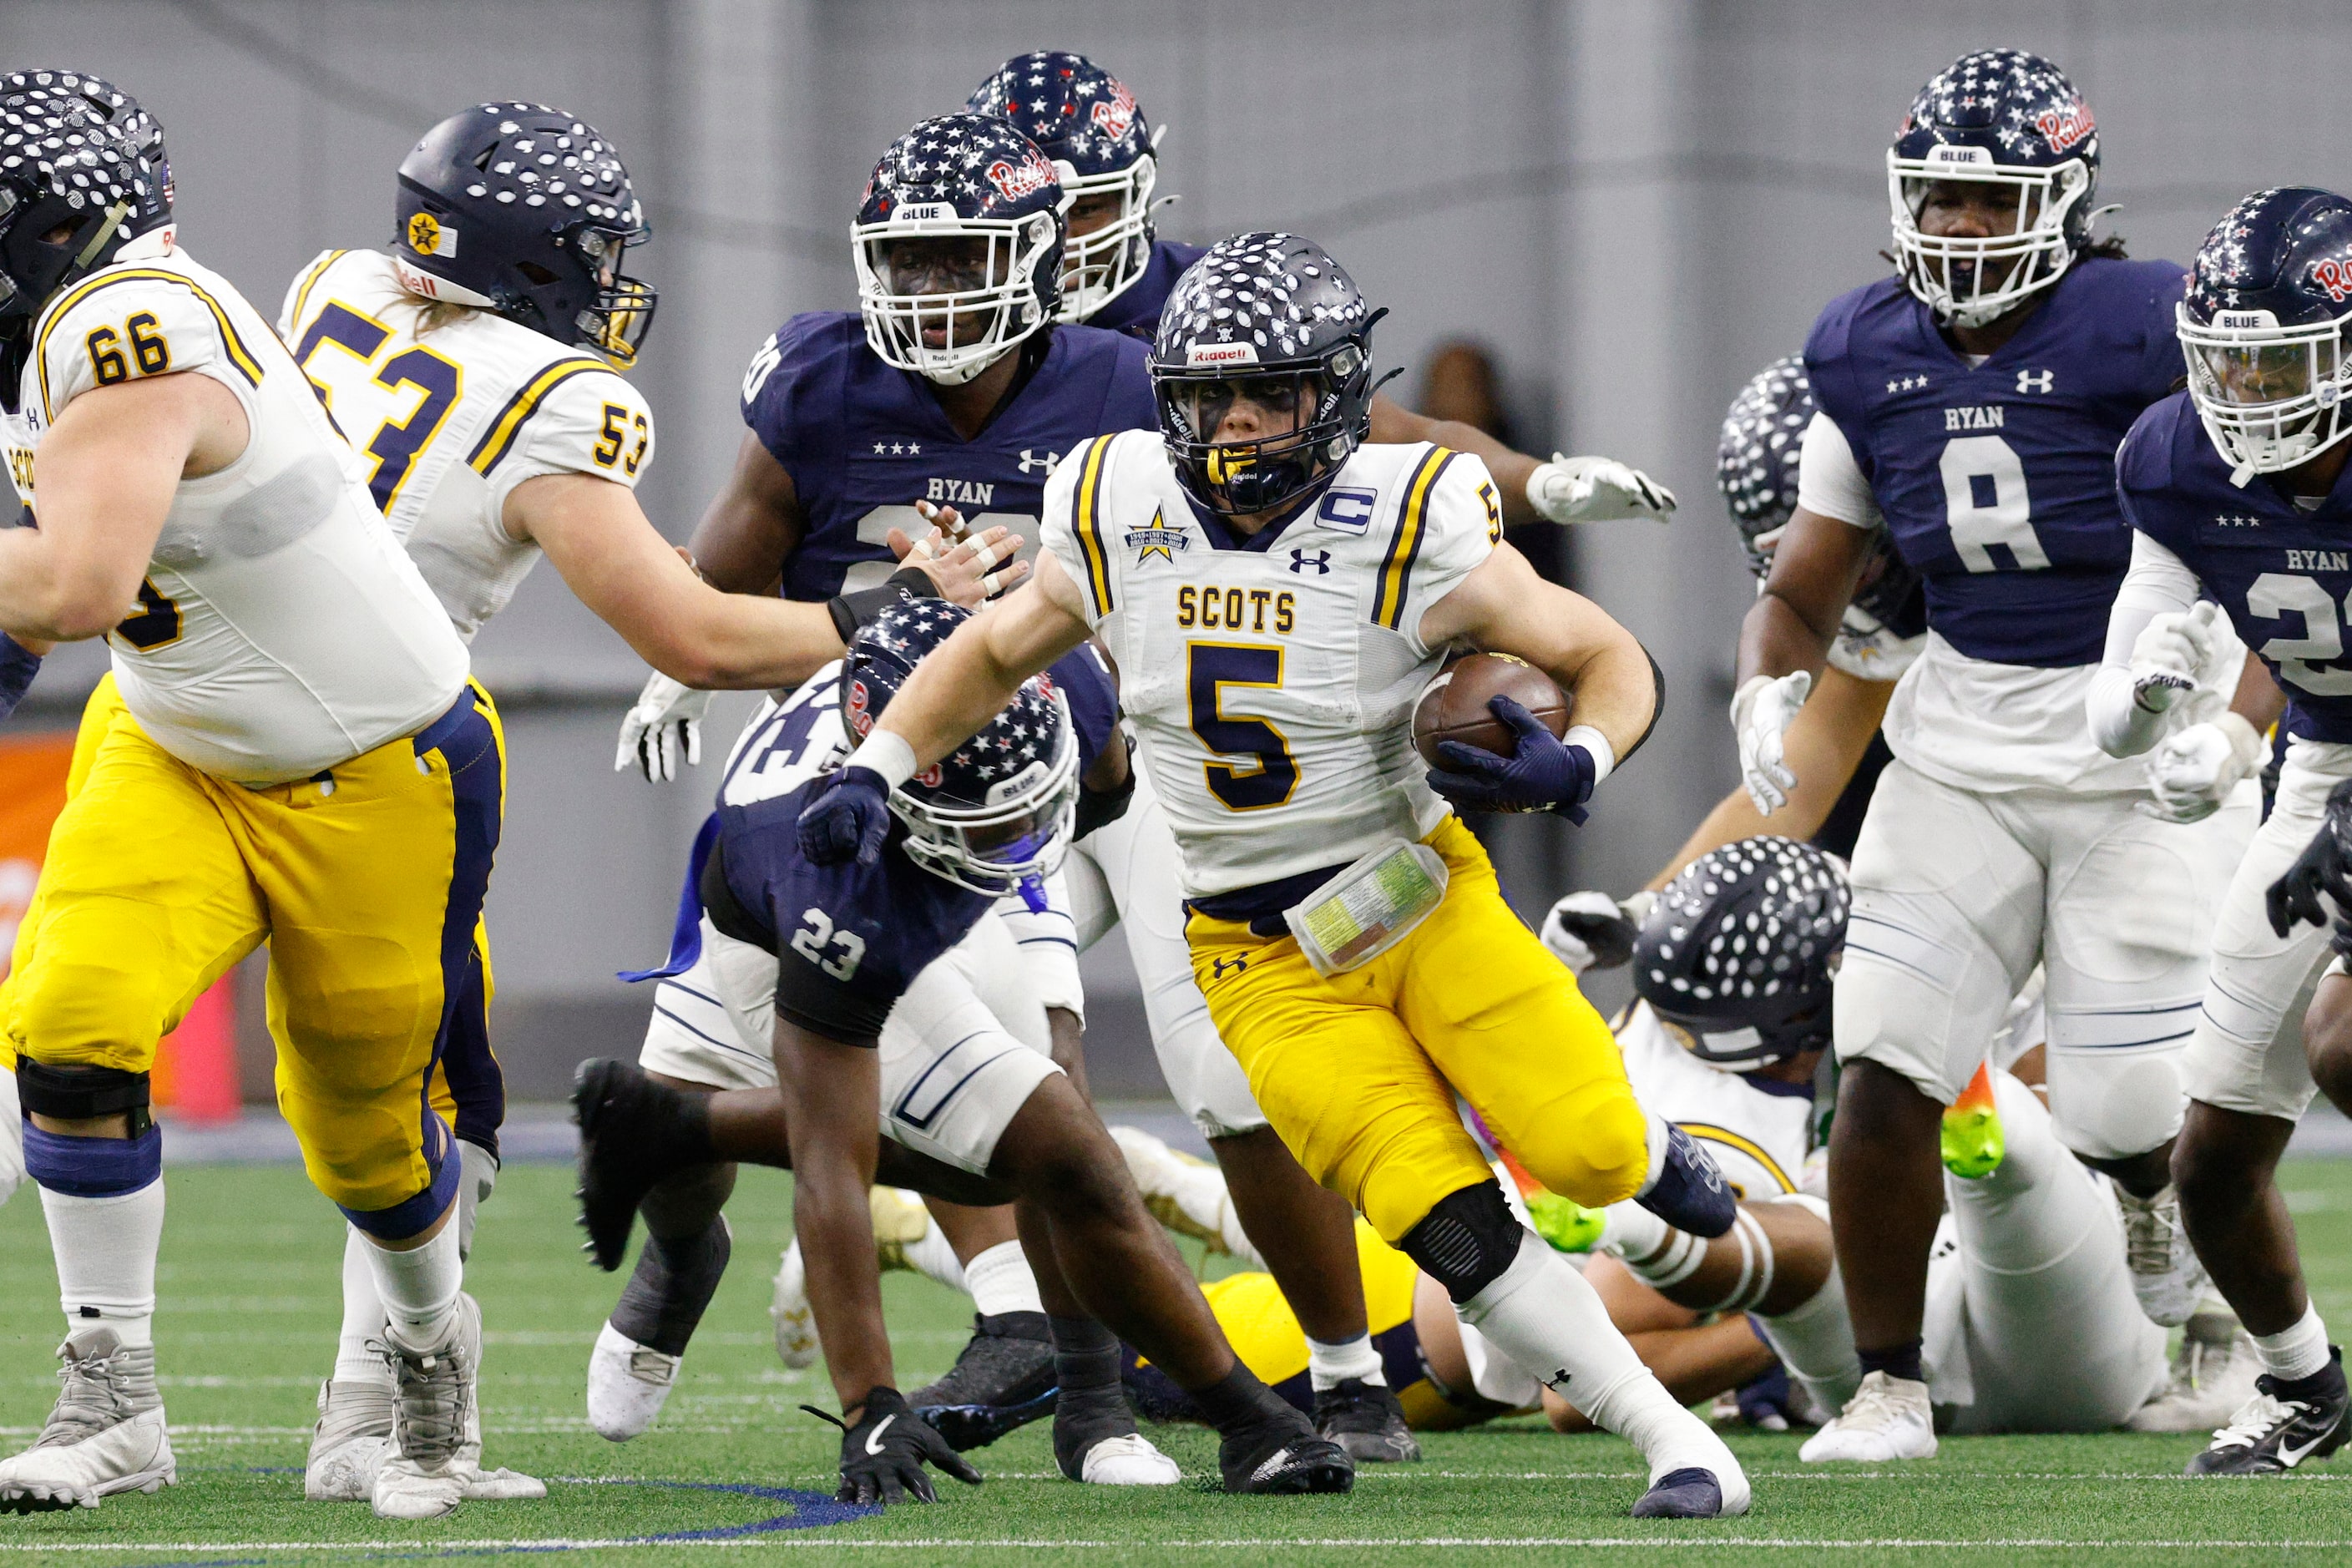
276 102 1013 1505
0 71 506 1521
801 231 1753 1519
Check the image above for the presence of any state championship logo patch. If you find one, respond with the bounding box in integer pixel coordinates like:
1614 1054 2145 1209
407 211 457 258
1125 507 1188 564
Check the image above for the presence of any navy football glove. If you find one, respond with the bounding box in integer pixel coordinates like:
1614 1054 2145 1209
807 1387 982 1505
1427 695 1596 822
0 634 39 722
797 766 894 867
2269 776 2352 948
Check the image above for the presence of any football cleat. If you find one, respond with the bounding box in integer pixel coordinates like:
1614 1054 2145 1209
1312 1378 1420 1464
2117 1183 2209 1328
587 1321 680 1443
1631 1466 1728 1520
1217 1407 1355 1495
0 1329 174 1512
372 1294 481 1521
306 1373 394 1501
909 1313 1059 1451
1634 1122 1737 1239
1940 1062 2006 1179
572 1057 707 1272
2127 1306 2262 1434
771 1241 819 1369
1798 1369 1938 1463
1073 1433 1181 1485
1052 1378 1176 1486
2187 1348 2349 1475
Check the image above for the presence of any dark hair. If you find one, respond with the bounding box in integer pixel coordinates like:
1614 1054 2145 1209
2086 232 2130 260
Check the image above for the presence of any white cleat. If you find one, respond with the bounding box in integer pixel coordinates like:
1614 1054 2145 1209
771 1241 819 1369
1076 1432 1182 1485
1798 1370 1938 1463
0 1330 175 1512
1108 1125 1257 1262
465 1465 548 1500
2127 1308 2263 1434
306 1373 395 1501
373 1293 481 1521
588 1320 680 1442
2117 1184 2209 1328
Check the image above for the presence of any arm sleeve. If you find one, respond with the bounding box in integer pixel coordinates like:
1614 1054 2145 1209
1794 412 1883 529
994 874 1085 1023
1401 449 1501 657
484 368 656 515
1039 435 1113 628
37 274 259 423
2085 530 2204 757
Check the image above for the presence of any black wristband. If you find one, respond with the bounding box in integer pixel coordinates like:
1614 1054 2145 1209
826 568 943 643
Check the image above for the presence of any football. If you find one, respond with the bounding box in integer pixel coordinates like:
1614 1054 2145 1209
1411 652 1571 768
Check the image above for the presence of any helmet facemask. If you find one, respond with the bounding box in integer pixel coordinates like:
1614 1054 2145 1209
1888 150 2092 328
1054 153 1156 322
888 690 1081 900
1158 348 1366 516
855 210 1060 385
2178 302 2352 481
568 225 658 366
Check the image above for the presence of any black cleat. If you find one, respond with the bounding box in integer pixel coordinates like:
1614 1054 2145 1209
1635 1123 1736 1239
1312 1378 1420 1463
908 1313 1058 1452
1218 1407 1355 1495
2186 1348 2349 1475
572 1058 707 1272
1631 1466 1726 1519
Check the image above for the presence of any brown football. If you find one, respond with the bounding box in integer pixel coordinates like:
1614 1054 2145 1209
1412 652 1571 771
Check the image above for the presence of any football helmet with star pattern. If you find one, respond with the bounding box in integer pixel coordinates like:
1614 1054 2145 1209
0 71 171 357
838 599 1079 899
967 50 1163 325
1888 49 2103 329
2177 187 2352 480
853 113 1067 387
1635 836 1849 1072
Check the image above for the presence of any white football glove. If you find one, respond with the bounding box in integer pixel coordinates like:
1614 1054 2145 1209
616 672 713 784
1540 889 1657 974
1730 670 1811 816
1527 453 1677 524
2140 711 2263 823
2128 600 2220 716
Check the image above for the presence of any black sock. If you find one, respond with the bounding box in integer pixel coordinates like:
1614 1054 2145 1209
1048 1315 1121 1391
1186 1360 1296 1436
1857 1338 1924 1386
981 1309 1052 1343
652 1085 718 1169
612 1216 731 1355
1050 1316 1133 1479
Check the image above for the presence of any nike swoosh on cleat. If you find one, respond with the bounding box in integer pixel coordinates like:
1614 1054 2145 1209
864 1415 896 1455
2279 1425 2334 1467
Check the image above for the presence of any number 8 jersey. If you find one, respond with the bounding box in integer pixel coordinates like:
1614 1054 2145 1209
1043 430 1499 898
1799 254 2193 791
279 248 656 639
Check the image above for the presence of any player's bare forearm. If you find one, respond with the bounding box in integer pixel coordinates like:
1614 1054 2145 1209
881 554 1093 771
1645 668 1893 889
1368 393 1542 525
1737 506 1870 685
772 1023 894 1409
2232 650 2286 733
686 430 799 595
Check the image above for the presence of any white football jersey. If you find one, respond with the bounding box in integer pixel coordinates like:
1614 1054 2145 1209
1043 433 1500 897
2 238 467 786
278 249 656 640
1613 1000 1813 1201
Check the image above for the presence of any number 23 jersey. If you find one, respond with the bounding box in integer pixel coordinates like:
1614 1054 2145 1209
1043 432 1500 899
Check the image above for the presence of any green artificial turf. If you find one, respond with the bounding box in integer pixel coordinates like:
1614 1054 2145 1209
3 1154 2351 1565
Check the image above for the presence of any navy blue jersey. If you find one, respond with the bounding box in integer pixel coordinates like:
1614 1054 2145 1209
1086 239 1208 341
2117 391 2352 742
740 312 1157 600
1804 256 2188 667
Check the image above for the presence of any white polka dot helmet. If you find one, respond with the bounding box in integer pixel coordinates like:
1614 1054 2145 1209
0 70 171 338
1635 835 1848 1071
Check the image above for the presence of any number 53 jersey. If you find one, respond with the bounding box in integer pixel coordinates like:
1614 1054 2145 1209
1043 432 1500 898
279 248 655 640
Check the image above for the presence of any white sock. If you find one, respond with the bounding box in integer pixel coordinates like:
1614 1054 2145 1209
2253 1302 2333 1383
363 1222 463 1346
336 1227 393 1385
905 1222 969 1293
40 1180 165 1348
1306 1333 1385 1390
964 1240 1044 1318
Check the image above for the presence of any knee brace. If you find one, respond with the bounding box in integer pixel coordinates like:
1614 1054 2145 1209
1400 1181 1525 1304
18 1063 152 1136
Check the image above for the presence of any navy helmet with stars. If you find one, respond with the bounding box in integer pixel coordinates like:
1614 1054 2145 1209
1634 836 1849 1073
1149 232 1388 516
1887 48 2103 329
2177 187 2352 481
394 103 656 367
838 598 1079 901
0 69 172 351
967 50 1161 324
852 112 1067 387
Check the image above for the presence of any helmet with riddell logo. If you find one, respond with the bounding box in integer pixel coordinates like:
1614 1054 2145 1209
968 50 1162 325
2177 186 2352 481
394 103 656 366
1148 232 1388 516
852 113 1067 387
838 599 1078 899
1888 49 2103 328
1634 836 1848 1072
0 70 171 348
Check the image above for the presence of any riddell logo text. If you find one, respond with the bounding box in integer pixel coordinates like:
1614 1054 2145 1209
984 149 1057 202
2035 98 2094 154
1186 342 1256 367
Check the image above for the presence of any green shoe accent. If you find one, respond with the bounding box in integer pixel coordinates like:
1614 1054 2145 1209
1525 1191 1606 1253
1940 1103 2005 1179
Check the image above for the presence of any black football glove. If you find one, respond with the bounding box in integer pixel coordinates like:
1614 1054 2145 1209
807 1387 981 1505
2268 777 2352 949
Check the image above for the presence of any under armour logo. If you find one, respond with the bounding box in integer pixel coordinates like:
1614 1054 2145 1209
1211 955 1248 980
1018 449 1059 474
1288 549 1332 574
2016 368 2055 394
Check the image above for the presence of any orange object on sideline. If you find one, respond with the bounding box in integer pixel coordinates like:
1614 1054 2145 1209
0 732 73 983
154 976 240 1125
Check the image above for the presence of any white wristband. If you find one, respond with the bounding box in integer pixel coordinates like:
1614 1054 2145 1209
1563 724 1616 787
846 731 918 790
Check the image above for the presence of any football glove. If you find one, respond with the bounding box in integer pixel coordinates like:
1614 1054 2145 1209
1425 695 1596 820
2269 776 2352 943
1527 454 1677 524
806 1387 981 1505
1540 888 1657 974
797 765 893 867
616 672 712 784
1731 670 1810 816
2139 711 2262 823
2128 601 2220 716
0 634 39 722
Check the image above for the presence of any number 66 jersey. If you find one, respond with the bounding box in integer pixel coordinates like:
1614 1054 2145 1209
1042 430 1500 898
